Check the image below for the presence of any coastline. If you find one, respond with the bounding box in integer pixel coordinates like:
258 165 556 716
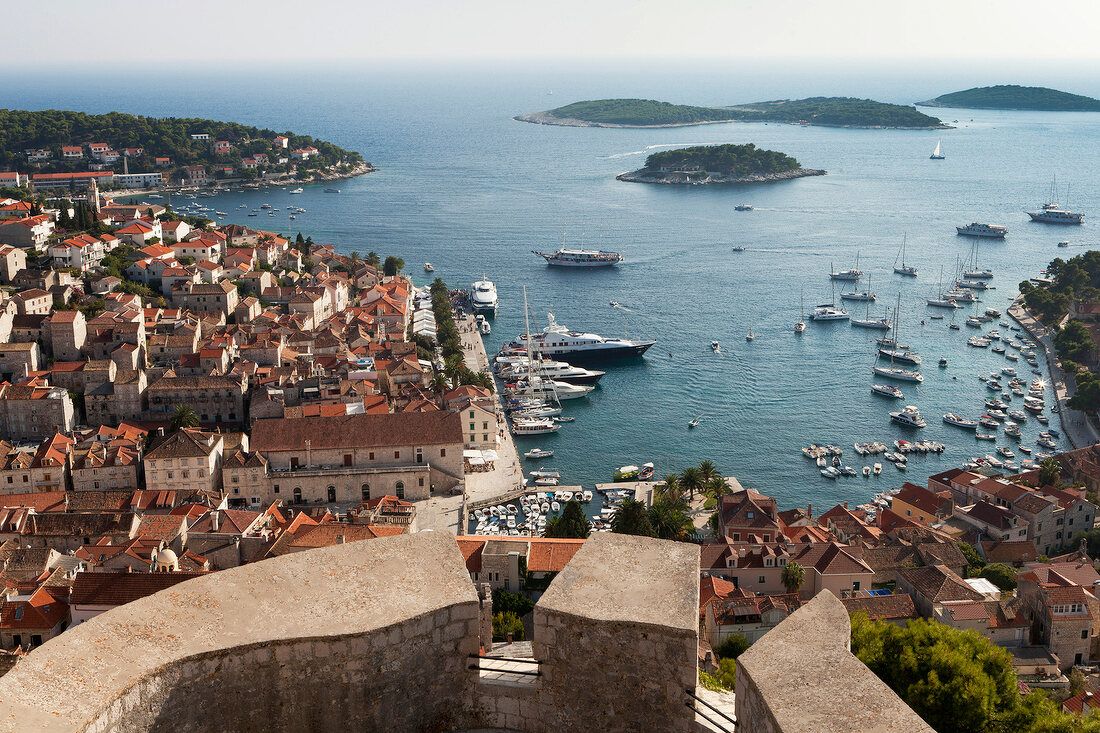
111 161 376 202
514 110 949 131
616 168 826 185
1008 299 1100 451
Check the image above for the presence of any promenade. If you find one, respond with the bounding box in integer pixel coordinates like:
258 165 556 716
1008 300 1100 450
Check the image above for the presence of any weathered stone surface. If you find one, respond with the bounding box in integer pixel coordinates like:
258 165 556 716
736 591 934 733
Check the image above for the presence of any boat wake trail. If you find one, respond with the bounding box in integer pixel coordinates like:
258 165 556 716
601 144 698 160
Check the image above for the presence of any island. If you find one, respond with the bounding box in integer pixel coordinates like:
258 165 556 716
516 96 946 129
0 109 372 191
616 143 825 185
918 85 1100 111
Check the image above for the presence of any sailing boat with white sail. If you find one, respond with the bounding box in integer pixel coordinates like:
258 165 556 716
893 234 917 277
929 140 945 160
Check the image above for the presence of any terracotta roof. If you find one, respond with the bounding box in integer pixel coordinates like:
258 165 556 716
251 411 462 452
69 571 207 606
792 542 872 575
979 540 1039 565
841 593 916 621
285 523 403 549
525 538 585 573
898 565 984 603
0 587 67 630
939 600 993 622
145 429 219 460
134 514 186 542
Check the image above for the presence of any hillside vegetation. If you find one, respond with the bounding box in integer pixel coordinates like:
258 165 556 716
920 85 1100 111
642 144 801 176
527 96 943 128
0 109 363 176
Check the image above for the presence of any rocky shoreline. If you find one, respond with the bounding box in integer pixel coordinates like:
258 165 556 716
616 168 826 185
515 110 948 130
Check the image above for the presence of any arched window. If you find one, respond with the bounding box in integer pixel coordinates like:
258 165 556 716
395 481 405 499
293 487 302 504
361 483 370 501
327 486 337 503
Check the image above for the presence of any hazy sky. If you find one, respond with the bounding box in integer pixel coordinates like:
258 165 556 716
27 0 1100 64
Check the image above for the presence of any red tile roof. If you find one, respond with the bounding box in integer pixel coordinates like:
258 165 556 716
69 571 207 606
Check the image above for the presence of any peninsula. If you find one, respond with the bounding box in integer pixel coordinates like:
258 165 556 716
616 143 824 185
517 97 946 129
0 109 372 190
919 85 1100 111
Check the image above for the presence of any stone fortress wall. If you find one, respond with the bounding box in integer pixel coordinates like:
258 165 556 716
0 531 931 732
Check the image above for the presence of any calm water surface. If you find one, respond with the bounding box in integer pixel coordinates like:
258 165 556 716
8 62 1100 509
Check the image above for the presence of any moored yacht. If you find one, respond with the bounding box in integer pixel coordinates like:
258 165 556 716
943 413 978 430
532 248 624 267
508 311 655 362
871 384 904 399
956 223 1008 238
878 347 920 365
1028 203 1084 224
470 276 498 314
811 303 849 321
890 405 926 428
873 365 923 383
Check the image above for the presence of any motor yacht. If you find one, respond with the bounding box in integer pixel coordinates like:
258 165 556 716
872 384 904 399
943 414 978 430
470 277 498 314
956 222 1008 238
811 304 849 321
873 365 923 383
509 311 655 362
890 406 926 428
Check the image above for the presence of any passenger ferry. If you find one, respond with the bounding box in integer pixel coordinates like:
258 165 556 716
532 248 624 267
956 223 1008 238
470 277 498 314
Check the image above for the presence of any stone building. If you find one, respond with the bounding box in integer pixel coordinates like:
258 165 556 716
143 429 225 495
0 342 38 380
146 374 247 426
43 310 87 362
0 385 75 441
85 369 148 425
172 280 239 318
241 411 465 504
70 443 142 492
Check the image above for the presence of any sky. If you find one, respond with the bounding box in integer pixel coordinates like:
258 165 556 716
24 0 1100 65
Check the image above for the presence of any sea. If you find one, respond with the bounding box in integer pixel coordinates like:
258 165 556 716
7 59 1100 512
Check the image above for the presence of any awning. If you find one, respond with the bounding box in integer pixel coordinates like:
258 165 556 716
463 450 480 459
466 456 485 466
481 450 500 462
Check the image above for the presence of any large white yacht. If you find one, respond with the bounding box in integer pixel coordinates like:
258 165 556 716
496 358 605 384
873 365 923 383
890 405 926 428
532 248 624 267
508 311 655 362
956 223 1008 238
811 303 849 321
505 376 594 401
470 277 498 314
1027 203 1085 224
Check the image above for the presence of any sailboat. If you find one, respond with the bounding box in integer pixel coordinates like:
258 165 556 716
893 234 917 277
811 279 849 321
929 139 945 160
873 296 923 382
962 241 993 280
795 291 806 333
746 325 755 342
926 266 960 309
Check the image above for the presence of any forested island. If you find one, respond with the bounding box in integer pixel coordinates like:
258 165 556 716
919 85 1100 111
0 109 369 185
516 97 945 129
617 143 824 185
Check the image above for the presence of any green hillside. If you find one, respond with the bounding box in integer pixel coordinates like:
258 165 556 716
920 85 1100 111
541 99 737 126
642 144 801 176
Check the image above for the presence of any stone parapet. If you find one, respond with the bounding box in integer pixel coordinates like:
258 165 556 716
736 591 934 733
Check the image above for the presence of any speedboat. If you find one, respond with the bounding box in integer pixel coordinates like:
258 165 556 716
688 416 701 429
424 262 435 272
943 414 978 430
735 204 754 211
890 405 926 428
871 384 904 399
731 246 746 252
711 341 721 352
524 448 554 459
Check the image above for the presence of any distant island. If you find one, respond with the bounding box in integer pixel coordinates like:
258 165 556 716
918 85 1100 111
617 143 825 185
516 97 946 129
0 109 371 189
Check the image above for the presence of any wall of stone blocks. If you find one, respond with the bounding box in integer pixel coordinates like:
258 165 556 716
83 603 481 733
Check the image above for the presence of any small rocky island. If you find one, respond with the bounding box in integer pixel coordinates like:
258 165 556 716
518 97 945 129
918 85 1100 111
617 143 824 185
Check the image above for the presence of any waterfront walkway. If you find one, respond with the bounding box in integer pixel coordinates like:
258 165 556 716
1009 300 1100 450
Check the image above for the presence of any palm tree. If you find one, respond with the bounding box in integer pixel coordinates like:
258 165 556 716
679 466 704 502
429 373 449 400
698 460 719 483
350 251 360 263
655 474 681 504
170 404 199 431
471 371 495 394
648 500 694 541
444 354 466 383
705 475 731 500
781 561 805 595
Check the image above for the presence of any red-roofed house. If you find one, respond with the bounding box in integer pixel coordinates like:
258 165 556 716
0 586 68 651
0 214 53 248
116 220 161 247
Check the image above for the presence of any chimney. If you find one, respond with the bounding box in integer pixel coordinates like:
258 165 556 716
843 501 849 509
211 511 220 532
807 502 812 519
157 427 165 437
337 534 345 544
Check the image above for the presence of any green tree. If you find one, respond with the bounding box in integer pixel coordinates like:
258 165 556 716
1038 457 1062 488
492 588 534 618
654 474 682 504
610 498 656 537
851 614 1019 733
1071 528 1100 558
698 460 719 483
978 563 1018 591
366 251 381 268
958 541 986 571
169 404 200 431
714 633 751 660
383 255 405 276
492 612 524 641
545 500 590 539
705 475 732 499
429 373 449 397
648 499 694 541
679 466 704 502
780 561 805 594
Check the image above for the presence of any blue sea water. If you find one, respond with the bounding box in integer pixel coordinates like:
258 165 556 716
6 60 1100 510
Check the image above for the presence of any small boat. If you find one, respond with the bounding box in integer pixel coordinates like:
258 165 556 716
871 384 904 399
890 405 926 428
289 187 304 194
1059 241 1070 248
553 416 575 423
873 463 882 475
821 466 840 479
613 465 640 481
731 246 746 252
863 466 872 477
930 139 945 160
976 432 997 441
943 414 978 430
534 477 559 487
324 188 341 193
939 358 948 367
638 462 655 480
530 469 561 479
949 323 961 330
610 300 622 307
524 448 554 459
735 204 754 211
582 490 593 502
711 341 721 352
424 262 435 272
551 501 561 512
689 416 701 429
745 327 755 342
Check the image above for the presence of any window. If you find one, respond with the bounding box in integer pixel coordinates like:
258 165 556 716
418 477 424 487
483 434 488 442
232 476 239 484
233 488 239 494
470 423 475 431
293 487 302 504
853 581 861 591
469 410 475 418
369 452 375 461
416 450 423 464
440 449 446 457
758 576 765 583
394 451 400 460
13 608 22 621
327 487 336 503
21 476 27 483
361 484 370 501
30 635 41 647
273 484 280 494
343 454 352 467
395 481 404 499
1084 630 1090 640
732 533 740 541
747 511 754 519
